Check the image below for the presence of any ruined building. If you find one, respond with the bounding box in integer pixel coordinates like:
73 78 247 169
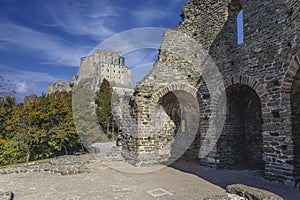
118 0 300 187
47 50 133 95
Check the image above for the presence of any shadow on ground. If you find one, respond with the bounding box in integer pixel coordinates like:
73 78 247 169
170 160 300 200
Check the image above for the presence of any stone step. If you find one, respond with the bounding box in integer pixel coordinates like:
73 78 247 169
0 191 13 200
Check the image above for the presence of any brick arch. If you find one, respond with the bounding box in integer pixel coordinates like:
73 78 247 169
151 83 198 104
281 52 300 102
200 75 265 117
195 75 265 121
198 75 266 169
223 75 265 99
216 82 264 169
284 51 300 185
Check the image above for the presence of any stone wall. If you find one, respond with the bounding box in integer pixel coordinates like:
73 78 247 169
119 0 300 186
46 80 73 95
47 50 133 96
79 50 131 90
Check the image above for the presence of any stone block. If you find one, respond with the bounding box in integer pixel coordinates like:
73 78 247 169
226 184 284 200
0 191 13 200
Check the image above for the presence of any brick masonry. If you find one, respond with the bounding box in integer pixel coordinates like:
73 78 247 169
118 0 300 187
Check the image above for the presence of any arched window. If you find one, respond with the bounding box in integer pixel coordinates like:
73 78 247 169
237 10 244 44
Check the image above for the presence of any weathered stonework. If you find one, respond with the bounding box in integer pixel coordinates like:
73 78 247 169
0 191 13 200
47 50 133 96
46 80 73 95
226 184 284 200
118 0 300 187
78 50 132 94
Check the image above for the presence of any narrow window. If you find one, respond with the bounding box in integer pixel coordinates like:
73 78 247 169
237 10 244 44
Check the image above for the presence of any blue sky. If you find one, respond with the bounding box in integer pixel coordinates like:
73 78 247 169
0 0 187 99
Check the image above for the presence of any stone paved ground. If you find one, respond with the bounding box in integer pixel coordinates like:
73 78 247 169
0 161 226 200
171 162 300 200
1 155 300 200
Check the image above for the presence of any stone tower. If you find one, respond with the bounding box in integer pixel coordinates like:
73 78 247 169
78 50 132 94
47 50 133 95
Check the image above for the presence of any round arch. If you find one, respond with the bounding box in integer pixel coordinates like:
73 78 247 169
281 52 300 105
150 83 200 163
286 52 300 186
151 83 198 105
217 82 264 169
223 75 265 98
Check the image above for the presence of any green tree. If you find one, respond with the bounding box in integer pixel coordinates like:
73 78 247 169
95 79 113 136
0 96 16 139
0 96 17 165
0 91 82 165
42 91 80 157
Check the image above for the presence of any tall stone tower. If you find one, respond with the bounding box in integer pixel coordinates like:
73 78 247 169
47 50 133 95
77 50 133 95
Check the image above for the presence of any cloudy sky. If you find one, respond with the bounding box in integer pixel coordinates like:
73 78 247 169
0 0 187 99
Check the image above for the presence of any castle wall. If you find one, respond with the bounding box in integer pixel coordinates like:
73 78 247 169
79 50 132 90
121 0 300 186
47 50 133 96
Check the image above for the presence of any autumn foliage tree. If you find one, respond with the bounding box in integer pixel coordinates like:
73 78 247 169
0 77 121 166
0 91 82 166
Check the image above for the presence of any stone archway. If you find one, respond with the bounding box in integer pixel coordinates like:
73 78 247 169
151 84 199 163
281 52 300 186
218 83 264 169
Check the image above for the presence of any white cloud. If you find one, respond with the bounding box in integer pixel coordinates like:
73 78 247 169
3 69 62 83
123 49 159 86
1 67 64 96
14 81 29 94
45 0 117 40
124 49 158 68
0 22 89 67
90 27 165 54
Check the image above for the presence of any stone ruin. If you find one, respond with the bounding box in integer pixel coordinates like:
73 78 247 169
44 0 300 187
47 50 133 96
116 0 300 187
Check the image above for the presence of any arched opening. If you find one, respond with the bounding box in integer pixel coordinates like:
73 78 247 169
218 84 264 170
154 90 199 163
292 67 300 185
158 91 181 133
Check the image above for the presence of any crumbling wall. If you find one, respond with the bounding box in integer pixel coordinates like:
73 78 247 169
121 0 300 186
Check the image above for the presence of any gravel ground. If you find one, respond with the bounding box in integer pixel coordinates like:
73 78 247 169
1 155 299 200
0 161 226 200
171 161 300 200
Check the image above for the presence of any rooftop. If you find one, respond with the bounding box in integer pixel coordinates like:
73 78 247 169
97 50 122 57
